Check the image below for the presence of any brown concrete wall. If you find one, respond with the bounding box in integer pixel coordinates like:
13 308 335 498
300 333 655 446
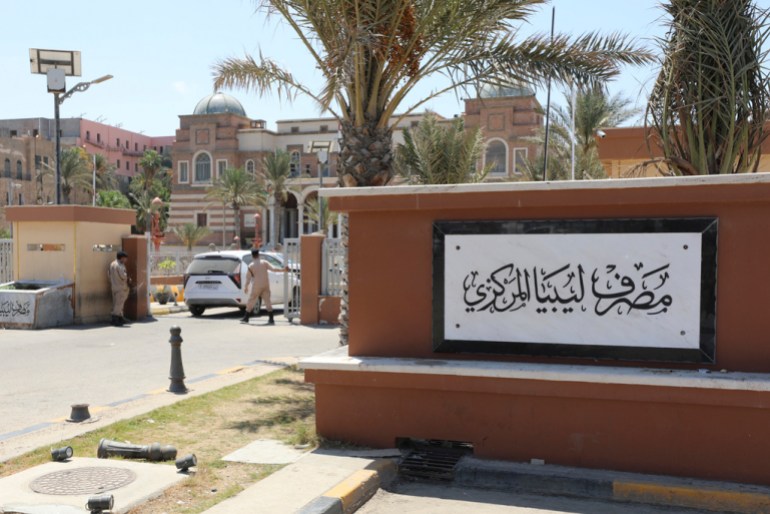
305 177 770 486
300 234 324 325
331 179 770 373
308 368 770 485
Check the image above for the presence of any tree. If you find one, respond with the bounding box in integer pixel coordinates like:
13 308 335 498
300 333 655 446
205 167 266 244
96 190 131 208
58 147 91 204
394 113 491 184
304 197 338 233
646 0 770 175
138 150 165 192
213 0 653 188
525 86 639 180
261 150 294 244
172 223 212 251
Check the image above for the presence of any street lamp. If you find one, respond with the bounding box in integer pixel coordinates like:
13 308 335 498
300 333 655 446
53 74 112 205
308 140 333 233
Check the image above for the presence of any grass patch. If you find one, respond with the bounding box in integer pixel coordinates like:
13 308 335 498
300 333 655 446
0 367 318 513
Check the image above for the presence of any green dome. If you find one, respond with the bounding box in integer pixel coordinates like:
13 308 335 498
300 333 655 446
479 83 536 98
193 92 247 116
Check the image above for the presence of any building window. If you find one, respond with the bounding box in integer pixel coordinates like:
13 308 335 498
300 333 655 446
117 159 121 169
485 140 508 174
126 160 130 171
96 133 101 143
16 160 22 180
245 160 255 175
291 126 299 133
196 212 208 228
194 153 211 183
290 151 300 176
5 192 9 205
3 158 10 178
135 143 138 151
86 130 90 141
125 140 129 149
513 148 528 175
18 193 23 205
320 125 328 133
179 161 189 183
303 164 311 177
216 159 227 178
135 163 138 172
116 138 120 147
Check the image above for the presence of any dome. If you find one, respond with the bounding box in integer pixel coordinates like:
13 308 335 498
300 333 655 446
479 83 536 99
193 92 247 116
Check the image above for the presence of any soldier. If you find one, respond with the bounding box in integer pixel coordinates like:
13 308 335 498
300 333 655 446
241 249 287 325
108 251 130 326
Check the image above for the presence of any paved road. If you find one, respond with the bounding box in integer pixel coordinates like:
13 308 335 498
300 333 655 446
0 308 339 441
359 481 702 514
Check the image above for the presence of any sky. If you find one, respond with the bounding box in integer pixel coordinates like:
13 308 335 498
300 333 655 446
1 1 767 137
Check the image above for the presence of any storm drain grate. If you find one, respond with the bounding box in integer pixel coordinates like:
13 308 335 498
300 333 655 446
398 440 473 482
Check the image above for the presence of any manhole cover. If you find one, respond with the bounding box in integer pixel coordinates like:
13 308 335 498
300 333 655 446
29 467 137 495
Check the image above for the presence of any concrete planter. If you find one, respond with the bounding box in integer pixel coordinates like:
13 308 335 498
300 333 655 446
0 280 74 329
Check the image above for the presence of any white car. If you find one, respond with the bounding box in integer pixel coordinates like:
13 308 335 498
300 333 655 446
183 250 298 317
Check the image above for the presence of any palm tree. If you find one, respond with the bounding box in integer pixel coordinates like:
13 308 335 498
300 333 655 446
304 197 338 233
394 113 491 184
526 86 639 180
213 0 653 188
261 150 294 244
646 0 770 175
205 167 266 244
173 223 212 251
138 150 165 192
58 147 91 204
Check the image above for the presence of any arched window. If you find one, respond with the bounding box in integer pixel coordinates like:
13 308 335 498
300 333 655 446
485 140 507 175
290 151 300 177
3 159 10 178
246 159 255 175
16 160 23 180
194 153 212 183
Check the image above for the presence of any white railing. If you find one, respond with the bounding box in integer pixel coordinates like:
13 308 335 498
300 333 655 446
0 239 12 283
323 238 345 297
284 238 301 321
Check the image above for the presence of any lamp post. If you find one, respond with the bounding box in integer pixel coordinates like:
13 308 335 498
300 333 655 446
53 74 112 205
308 140 332 233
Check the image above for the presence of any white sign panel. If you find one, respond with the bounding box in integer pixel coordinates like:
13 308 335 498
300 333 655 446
432 218 718 363
445 233 701 349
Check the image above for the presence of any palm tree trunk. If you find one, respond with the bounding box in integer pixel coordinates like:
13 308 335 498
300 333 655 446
338 120 394 187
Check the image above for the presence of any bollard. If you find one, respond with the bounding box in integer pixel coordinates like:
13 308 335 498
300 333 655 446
168 325 188 394
97 438 177 462
51 446 73 461
175 453 197 472
68 404 91 422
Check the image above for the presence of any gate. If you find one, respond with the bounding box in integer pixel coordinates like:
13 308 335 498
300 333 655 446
322 237 345 296
0 239 12 283
283 238 301 321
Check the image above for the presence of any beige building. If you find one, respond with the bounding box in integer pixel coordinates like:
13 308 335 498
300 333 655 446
169 89 543 248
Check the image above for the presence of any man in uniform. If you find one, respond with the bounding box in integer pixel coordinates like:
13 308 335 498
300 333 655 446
108 250 130 326
241 249 287 325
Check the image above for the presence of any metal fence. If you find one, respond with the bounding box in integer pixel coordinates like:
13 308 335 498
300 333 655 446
323 237 345 297
0 239 12 283
149 250 196 276
284 238 301 321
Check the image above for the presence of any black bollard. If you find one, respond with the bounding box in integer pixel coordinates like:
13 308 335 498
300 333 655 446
168 325 188 394
97 438 177 462
86 493 114 513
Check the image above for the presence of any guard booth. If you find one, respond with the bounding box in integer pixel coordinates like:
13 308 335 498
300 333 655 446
5 205 148 325
303 174 770 487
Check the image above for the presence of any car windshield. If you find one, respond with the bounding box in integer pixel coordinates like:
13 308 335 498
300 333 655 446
186 256 240 275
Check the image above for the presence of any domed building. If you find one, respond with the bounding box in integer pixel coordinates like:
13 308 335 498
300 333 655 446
464 83 543 178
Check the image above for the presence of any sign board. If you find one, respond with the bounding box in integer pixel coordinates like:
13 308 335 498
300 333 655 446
29 48 81 76
432 218 718 363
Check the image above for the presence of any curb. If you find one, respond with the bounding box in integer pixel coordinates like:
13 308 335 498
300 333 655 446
151 304 188 316
297 459 397 514
455 457 770 514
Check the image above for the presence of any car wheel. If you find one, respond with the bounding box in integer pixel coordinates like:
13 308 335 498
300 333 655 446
190 306 205 317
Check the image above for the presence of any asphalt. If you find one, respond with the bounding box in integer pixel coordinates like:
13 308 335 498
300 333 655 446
3 303 770 514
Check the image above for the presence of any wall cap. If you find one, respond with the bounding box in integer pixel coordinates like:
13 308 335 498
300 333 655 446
301 347 770 392
320 172 770 199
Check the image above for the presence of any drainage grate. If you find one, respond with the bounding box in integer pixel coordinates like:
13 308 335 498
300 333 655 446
398 440 473 482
